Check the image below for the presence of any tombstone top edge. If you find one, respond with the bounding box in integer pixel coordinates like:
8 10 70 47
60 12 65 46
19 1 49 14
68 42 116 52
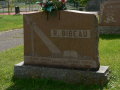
23 10 98 16
65 10 98 15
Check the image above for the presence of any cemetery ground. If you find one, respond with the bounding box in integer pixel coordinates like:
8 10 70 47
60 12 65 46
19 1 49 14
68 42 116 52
0 34 120 90
0 15 23 32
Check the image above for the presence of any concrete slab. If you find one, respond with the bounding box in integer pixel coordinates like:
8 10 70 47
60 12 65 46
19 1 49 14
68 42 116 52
0 29 23 52
14 62 110 85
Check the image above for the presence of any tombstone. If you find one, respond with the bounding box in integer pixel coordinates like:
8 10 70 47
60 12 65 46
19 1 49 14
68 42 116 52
14 10 109 85
24 10 100 70
99 0 120 34
86 0 102 11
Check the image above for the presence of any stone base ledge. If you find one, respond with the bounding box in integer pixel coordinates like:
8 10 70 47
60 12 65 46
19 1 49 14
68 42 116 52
99 26 120 34
14 62 110 85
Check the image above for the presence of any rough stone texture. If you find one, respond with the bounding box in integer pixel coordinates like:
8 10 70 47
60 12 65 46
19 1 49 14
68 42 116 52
14 62 109 85
24 10 100 70
100 0 120 26
99 26 120 34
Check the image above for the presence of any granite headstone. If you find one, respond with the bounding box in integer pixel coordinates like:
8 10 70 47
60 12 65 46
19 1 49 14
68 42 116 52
24 10 100 70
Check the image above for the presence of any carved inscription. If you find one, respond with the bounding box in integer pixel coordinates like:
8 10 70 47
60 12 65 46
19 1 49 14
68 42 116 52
51 30 91 38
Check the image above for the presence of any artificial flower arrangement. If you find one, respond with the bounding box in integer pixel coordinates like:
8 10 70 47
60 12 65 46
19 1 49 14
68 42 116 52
37 0 67 13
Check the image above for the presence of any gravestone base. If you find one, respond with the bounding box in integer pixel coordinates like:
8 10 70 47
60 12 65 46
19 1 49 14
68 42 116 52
99 26 120 34
14 62 109 85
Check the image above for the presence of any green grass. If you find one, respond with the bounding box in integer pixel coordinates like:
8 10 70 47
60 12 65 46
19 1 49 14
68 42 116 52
99 34 120 90
0 15 23 32
0 11 15 13
0 34 120 90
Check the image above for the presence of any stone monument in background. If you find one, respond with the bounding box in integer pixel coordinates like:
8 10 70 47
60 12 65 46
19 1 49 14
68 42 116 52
14 10 109 85
86 0 105 11
99 0 120 34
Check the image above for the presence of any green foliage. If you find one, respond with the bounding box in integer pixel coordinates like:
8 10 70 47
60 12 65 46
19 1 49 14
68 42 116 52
42 0 66 13
68 0 89 6
78 0 89 6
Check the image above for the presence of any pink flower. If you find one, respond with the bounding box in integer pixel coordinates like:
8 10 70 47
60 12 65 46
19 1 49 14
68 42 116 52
59 0 67 3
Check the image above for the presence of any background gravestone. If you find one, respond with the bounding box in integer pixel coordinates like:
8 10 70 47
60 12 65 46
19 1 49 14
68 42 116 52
86 0 105 11
99 0 120 34
24 10 100 70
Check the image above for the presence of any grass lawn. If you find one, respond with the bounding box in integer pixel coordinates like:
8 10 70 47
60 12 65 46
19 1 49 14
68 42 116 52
0 35 120 90
0 15 23 32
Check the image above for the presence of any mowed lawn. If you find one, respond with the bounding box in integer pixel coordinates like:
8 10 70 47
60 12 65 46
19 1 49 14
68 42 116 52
0 35 120 90
0 15 23 32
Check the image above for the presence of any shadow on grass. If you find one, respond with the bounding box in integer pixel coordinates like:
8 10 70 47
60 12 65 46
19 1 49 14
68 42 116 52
100 34 120 40
6 77 107 90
